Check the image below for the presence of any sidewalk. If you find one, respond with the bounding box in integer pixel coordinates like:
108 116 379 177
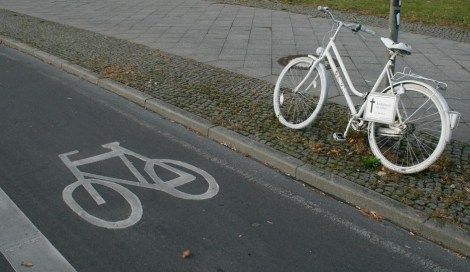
0 0 468 141
0 0 469 255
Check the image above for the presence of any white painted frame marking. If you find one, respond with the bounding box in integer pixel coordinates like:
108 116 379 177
59 142 219 229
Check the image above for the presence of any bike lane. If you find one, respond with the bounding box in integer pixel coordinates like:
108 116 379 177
0 187 76 271
0 46 468 272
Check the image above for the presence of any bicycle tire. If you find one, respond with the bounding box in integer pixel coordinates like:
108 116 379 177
273 56 328 129
63 179 143 229
368 82 449 174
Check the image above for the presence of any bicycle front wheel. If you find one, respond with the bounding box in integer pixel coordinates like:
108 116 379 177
368 82 449 174
273 57 328 129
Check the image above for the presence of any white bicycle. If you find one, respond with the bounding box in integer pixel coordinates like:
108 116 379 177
273 7 460 174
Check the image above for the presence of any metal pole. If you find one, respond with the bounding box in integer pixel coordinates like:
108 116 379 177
389 0 401 43
385 0 401 86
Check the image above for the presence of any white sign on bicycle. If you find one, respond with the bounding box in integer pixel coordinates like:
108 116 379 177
59 142 219 229
363 93 398 124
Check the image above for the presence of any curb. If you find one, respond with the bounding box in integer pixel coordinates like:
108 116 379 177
2 36 469 256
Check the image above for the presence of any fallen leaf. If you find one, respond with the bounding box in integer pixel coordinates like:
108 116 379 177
409 231 415 237
267 221 273 225
312 146 322 152
359 209 384 222
21 262 33 267
181 250 191 259
377 171 387 176
328 149 341 156
370 211 383 222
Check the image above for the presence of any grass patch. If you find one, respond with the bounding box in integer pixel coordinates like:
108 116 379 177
278 0 470 30
362 155 380 170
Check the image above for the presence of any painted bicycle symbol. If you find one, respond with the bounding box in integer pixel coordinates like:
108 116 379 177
59 142 219 229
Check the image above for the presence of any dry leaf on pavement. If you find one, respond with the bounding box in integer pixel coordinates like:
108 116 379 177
369 211 384 222
181 250 191 259
358 208 384 222
21 261 33 267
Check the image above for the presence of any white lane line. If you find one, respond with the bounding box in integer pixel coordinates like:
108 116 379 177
0 187 77 272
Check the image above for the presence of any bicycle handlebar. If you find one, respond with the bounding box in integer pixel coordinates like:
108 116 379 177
344 23 376 36
317 6 376 36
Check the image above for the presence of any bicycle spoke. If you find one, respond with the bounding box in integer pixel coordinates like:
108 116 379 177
370 83 448 173
402 97 432 123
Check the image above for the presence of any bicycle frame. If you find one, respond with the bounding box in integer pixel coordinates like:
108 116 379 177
311 24 457 143
313 21 397 120
274 6 459 174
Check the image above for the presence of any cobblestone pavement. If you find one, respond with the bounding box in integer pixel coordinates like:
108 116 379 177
0 1 469 237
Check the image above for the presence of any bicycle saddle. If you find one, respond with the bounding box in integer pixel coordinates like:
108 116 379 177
381 37 412 55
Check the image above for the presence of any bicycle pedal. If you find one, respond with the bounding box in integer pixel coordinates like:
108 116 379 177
333 133 346 142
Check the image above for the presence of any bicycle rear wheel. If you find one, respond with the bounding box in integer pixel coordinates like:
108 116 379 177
368 82 449 174
273 57 328 129
144 159 219 200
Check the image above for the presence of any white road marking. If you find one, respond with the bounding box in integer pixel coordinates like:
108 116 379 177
59 142 219 229
62 179 143 229
0 187 77 272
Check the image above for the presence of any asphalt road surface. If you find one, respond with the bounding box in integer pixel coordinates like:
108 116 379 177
0 45 468 272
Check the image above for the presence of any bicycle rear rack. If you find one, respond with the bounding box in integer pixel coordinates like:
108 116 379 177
393 67 447 92
393 67 462 130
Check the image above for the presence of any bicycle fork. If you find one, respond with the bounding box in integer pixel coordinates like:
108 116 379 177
293 60 321 94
